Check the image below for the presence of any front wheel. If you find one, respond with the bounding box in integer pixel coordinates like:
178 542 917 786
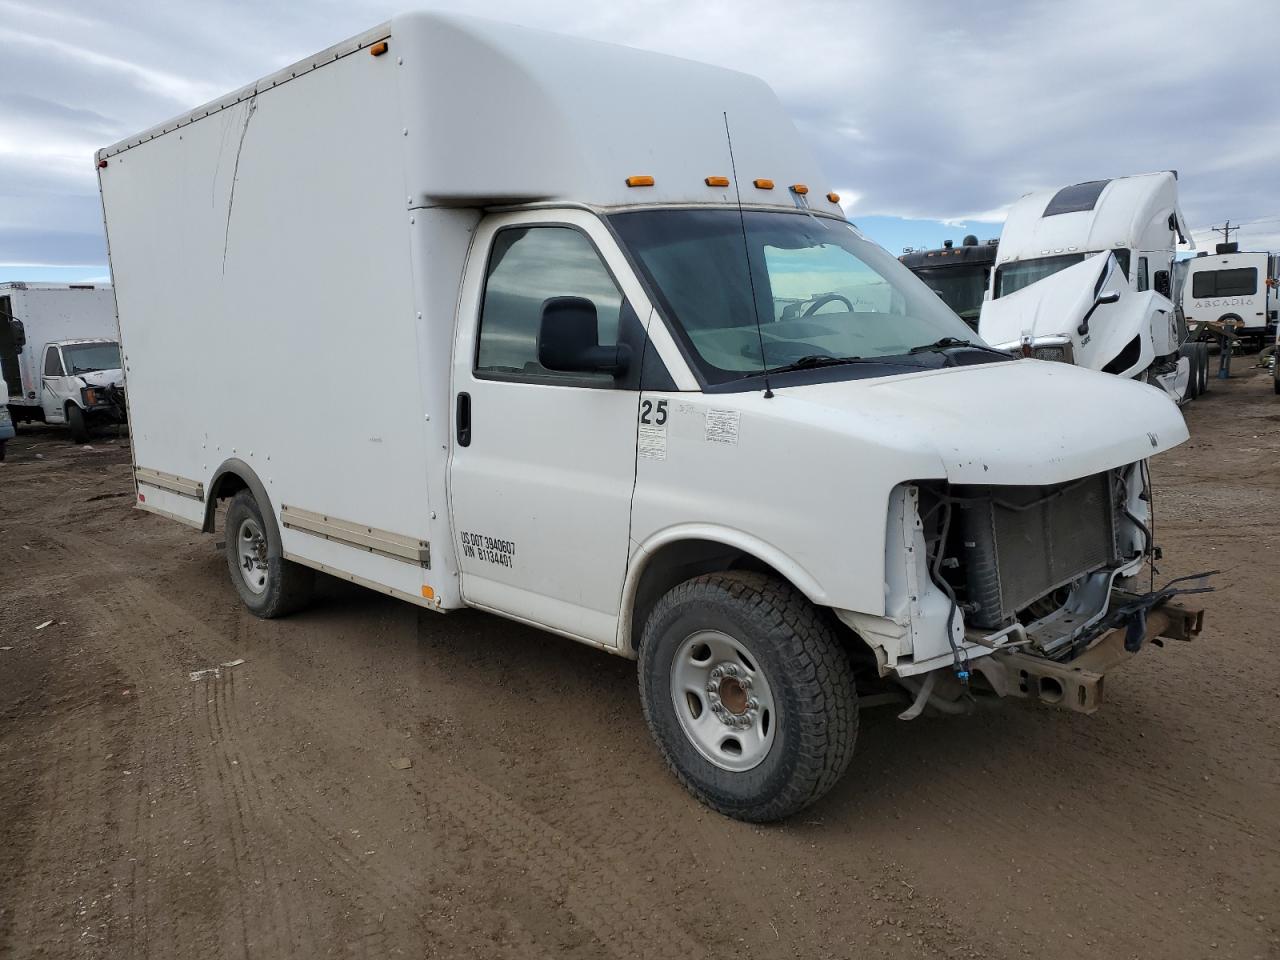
638 571 858 822
67 404 89 444
223 490 315 618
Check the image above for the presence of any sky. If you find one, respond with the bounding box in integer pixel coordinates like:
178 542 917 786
1 0 1277 284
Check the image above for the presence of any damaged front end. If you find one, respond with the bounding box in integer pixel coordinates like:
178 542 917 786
840 464 1208 717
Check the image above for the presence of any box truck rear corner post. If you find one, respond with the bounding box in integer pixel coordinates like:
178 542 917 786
98 12 1204 822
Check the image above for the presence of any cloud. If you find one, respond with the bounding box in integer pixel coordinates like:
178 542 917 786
0 0 1275 268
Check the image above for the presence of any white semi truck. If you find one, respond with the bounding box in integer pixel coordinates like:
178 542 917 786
0 282 127 442
99 12 1203 821
978 172 1209 402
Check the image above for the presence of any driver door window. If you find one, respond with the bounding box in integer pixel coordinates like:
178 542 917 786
476 226 624 385
43 346 64 377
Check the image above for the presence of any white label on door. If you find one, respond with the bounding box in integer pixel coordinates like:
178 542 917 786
638 422 666 460
705 409 740 444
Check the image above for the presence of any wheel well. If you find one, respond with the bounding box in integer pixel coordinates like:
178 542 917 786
202 471 250 533
625 538 876 663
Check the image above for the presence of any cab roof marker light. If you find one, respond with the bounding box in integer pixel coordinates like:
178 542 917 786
790 184 808 195
705 176 730 187
369 41 389 56
625 175 655 187
826 191 840 203
753 178 774 190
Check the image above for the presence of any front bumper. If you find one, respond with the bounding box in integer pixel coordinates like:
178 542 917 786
969 596 1204 714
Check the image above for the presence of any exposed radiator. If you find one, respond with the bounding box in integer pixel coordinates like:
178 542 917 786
958 472 1119 629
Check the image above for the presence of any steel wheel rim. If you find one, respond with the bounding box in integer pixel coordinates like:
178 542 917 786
236 516 269 595
669 629 776 772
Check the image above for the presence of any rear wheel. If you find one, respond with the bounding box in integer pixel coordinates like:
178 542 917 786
223 490 314 618
1197 342 1211 395
637 571 858 822
67 404 89 444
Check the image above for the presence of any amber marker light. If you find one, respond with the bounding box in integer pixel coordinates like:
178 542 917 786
753 178 774 190
827 192 840 203
370 41 389 56
790 184 809 195
625 175 655 187
705 176 730 187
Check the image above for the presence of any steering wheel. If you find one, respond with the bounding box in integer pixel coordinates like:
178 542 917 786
801 293 854 317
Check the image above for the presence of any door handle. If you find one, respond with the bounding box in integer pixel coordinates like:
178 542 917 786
456 391 471 447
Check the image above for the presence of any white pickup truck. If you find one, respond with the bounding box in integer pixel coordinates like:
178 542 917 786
99 12 1203 821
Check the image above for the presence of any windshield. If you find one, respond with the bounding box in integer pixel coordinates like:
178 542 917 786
60 342 121 374
909 264 987 323
995 249 1130 298
609 209 975 384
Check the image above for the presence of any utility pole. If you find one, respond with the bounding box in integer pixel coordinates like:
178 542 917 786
1211 220 1238 246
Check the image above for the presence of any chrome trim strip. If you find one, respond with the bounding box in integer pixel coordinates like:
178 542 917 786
281 504 430 567
135 467 205 501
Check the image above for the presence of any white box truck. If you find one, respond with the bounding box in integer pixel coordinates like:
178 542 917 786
1 282 127 442
99 13 1204 821
978 173 1210 402
1180 243 1279 349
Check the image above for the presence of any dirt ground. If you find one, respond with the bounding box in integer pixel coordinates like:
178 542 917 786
1 364 1277 960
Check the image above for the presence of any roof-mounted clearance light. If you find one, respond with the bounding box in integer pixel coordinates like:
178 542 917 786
705 176 730 187
753 179 774 190
97 159 108 169
370 41 389 56
625 175 655 187
827 192 840 203
790 184 809 195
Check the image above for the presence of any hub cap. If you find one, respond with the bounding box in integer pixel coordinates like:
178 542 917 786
669 630 776 772
236 516 269 595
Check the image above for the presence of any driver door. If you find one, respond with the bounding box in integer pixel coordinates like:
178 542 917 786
448 210 653 647
40 345 68 423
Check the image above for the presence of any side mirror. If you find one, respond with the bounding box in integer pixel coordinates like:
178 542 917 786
538 297 631 377
1078 271 1123 337
9 318 25 352
1097 290 1121 305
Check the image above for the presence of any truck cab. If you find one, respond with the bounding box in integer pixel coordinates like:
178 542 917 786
978 173 1201 401
899 235 998 330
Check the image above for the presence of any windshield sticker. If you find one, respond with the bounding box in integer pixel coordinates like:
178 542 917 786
460 531 516 568
705 409 740 444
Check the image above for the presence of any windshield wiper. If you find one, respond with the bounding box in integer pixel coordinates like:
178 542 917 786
764 354 871 374
907 337 1011 358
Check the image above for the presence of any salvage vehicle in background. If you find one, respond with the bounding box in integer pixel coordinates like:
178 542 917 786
99 12 1204 822
0 376 13 460
0 283 127 442
1180 243 1279 351
899 235 998 330
978 172 1209 403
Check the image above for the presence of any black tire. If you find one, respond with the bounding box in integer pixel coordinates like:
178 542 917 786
1178 344 1198 400
0 440 6 462
67 404 89 444
1273 363 1279 395
638 571 858 822
1197 342 1211 395
223 490 314 618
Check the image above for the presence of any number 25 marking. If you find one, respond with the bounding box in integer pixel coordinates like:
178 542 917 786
640 399 668 426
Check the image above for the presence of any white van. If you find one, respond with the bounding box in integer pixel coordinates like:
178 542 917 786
1 283 127 442
978 173 1207 401
1181 244 1278 349
99 13 1201 820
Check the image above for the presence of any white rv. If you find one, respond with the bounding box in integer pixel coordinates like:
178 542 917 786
1181 244 1279 349
978 173 1208 402
99 13 1201 821
0 282 127 442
